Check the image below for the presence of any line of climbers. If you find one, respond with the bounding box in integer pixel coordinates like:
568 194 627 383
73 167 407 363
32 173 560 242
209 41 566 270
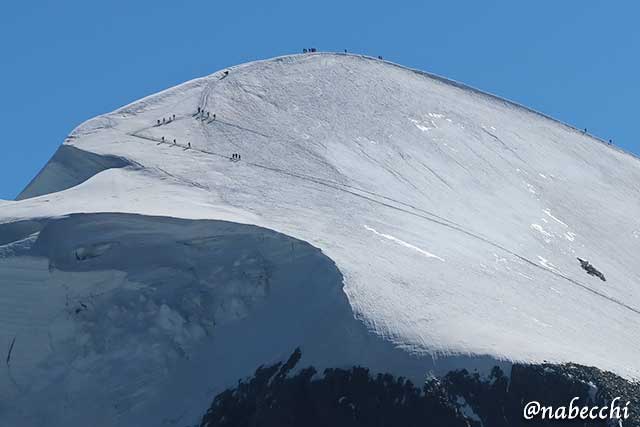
154 69 231 127
159 136 190 149
302 48 383 61
156 114 176 126
196 107 216 121
159 134 240 160
581 128 614 145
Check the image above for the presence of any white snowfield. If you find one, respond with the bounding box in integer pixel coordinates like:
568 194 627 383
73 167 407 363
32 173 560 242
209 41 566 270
1 52 640 426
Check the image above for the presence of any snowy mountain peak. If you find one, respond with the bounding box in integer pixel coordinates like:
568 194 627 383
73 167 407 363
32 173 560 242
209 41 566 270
2 52 640 426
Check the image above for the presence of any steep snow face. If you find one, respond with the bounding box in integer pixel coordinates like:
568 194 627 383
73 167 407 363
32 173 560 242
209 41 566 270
17 145 133 200
2 53 640 425
0 214 354 426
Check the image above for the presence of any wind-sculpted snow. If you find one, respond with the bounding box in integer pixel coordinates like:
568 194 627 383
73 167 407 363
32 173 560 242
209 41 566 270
17 145 133 200
1 52 640 426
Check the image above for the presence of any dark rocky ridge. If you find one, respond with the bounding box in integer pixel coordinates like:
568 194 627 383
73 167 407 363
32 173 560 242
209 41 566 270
199 349 639 427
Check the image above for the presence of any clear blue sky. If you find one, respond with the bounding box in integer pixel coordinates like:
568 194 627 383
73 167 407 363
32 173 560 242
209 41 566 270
2 1 639 200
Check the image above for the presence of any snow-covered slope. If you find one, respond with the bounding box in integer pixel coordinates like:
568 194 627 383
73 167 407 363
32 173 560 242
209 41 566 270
2 52 640 426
